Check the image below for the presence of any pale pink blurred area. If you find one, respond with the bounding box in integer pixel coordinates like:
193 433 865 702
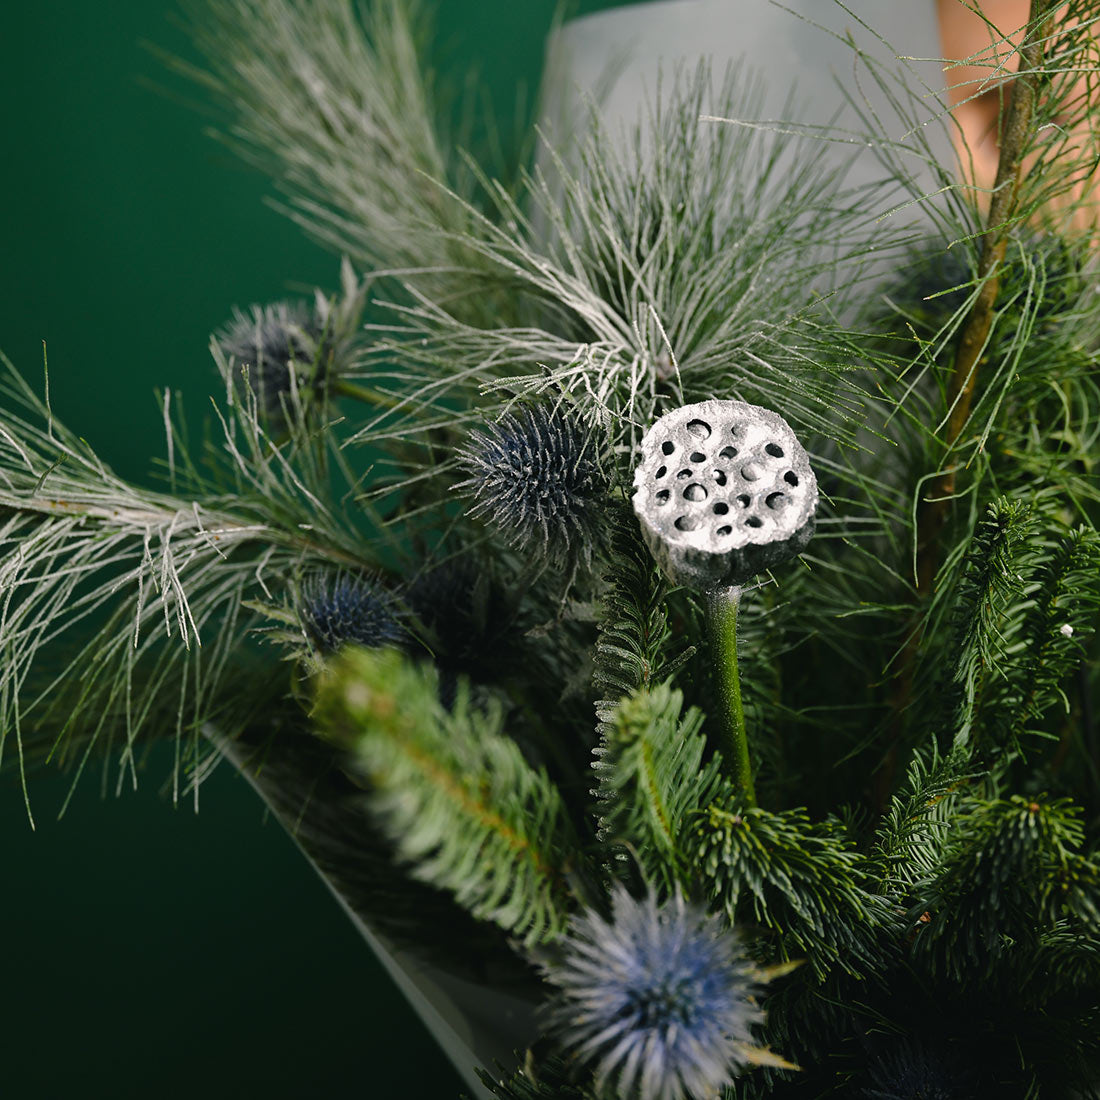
938 0 1099 231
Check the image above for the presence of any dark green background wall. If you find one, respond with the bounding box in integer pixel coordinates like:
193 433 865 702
0 2 645 1095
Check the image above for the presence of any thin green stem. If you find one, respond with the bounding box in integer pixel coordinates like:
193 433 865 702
706 584 755 806
331 377 403 411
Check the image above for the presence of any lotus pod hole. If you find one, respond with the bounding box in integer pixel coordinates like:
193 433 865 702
632 399 818 589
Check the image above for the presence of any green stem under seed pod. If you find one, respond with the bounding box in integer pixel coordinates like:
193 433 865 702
706 585 755 806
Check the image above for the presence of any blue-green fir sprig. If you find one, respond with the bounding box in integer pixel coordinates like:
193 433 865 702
593 684 723 896
691 795 895 981
315 646 586 946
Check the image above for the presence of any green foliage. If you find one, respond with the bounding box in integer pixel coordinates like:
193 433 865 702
221 718 533 981
871 744 975 894
8 0 1100 1095
1000 525 1100 737
592 509 694 739
930 498 1100 753
910 794 1100 989
0 348 377 818
181 0 478 287
314 647 585 945
347 66 906 466
691 793 895 981
594 683 723 894
942 497 1039 747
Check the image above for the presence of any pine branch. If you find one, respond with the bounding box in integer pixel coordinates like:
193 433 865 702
1010 526 1100 731
180 0 474 280
873 1 1100 809
352 65 905 459
915 0 1057 595
315 647 587 945
0 353 385 817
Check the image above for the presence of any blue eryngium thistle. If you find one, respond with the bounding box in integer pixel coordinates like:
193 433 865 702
215 262 366 425
455 403 609 567
299 574 406 653
217 300 320 422
862 1037 968 1100
544 887 762 1100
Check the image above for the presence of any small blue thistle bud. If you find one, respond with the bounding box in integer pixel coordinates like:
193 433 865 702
216 262 367 425
217 301 320 423
455 403 609 568
543 887 764 1100
405 557 512 668
862 1037 968 1099
299 573 407 654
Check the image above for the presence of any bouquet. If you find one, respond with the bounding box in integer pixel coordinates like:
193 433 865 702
4 1 1100 1096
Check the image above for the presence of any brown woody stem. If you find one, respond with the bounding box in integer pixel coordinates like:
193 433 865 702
915 0 1053 595
875 1 1054 811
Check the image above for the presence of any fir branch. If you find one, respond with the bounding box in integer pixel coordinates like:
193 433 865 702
987 523 1100 745
315 647 586 945
592 509 694 740
910 794 1100 989
918 498 1100 755
691 793 895 981
944 496 1038 746
871 744 975 896
863 1 1100 807
593 683 723 895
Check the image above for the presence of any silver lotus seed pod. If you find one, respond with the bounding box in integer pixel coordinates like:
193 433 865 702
632 399 817 589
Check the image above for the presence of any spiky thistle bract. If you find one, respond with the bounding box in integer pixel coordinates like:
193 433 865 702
455 402 609 569
543 887 765 1100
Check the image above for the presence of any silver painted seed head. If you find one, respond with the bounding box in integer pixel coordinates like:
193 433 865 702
632 399 817 590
